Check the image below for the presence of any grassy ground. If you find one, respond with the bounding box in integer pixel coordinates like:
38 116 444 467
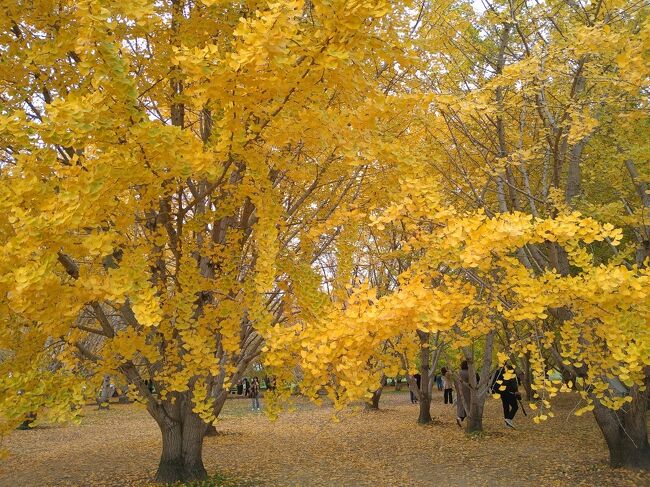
1 389 648 486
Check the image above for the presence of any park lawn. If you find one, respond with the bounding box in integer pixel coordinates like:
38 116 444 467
0 389 648 487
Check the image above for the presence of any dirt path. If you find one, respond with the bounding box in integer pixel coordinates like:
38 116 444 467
1 390 648 486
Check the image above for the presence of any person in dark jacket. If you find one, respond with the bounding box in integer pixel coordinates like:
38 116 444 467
250 376 261 411
410 373 421 404
442 367 453 404
492 364 519 428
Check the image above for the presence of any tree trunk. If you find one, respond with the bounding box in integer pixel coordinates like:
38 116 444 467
460 330 494 434
366 375 386 410
417 331 432 424
592 380 650 470
417 384 431 424
367 388 382 410
155 353 254 481
154 400 209 483
624 159 650 268
466 387 485 433
155 417 208 483
156 422 185 483
456 368 485 434
427 333 443 400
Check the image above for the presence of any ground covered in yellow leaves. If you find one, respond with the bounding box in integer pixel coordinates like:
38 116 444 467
1 389 648 487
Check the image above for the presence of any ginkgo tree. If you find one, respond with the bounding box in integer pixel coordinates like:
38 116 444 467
289 167 648 466
287 172 619 391
302 0 650 468
1 0 649 482
406 0 650 468
0 0 423 482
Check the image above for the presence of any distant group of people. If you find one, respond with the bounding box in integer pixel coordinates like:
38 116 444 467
429 366 461 405
441 367 454 404
96 376 131 408
236 376 276 411
410 362 522 429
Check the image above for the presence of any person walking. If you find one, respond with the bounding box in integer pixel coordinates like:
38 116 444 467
442 367 453 404
242 377 250 398
456 360 471 427
250 376 261 411
492 364 519 428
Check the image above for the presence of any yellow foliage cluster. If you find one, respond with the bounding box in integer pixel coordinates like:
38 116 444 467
0 0 648 443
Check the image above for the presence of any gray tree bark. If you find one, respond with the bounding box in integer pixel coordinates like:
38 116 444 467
459 331 494 433
97 375 112 409
591 372 650 470
153 391 210 483
417 331 432 424
366 375 387 410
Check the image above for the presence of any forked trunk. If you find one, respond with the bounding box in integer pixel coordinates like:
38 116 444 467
592 380 650 470
460 330 494 434
456 373 485 434
155 411 209 483
152 394 210 484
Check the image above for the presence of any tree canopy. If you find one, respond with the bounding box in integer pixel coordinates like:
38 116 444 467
1 0 648 481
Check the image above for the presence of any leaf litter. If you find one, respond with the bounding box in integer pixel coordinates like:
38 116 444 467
0 390 648 486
